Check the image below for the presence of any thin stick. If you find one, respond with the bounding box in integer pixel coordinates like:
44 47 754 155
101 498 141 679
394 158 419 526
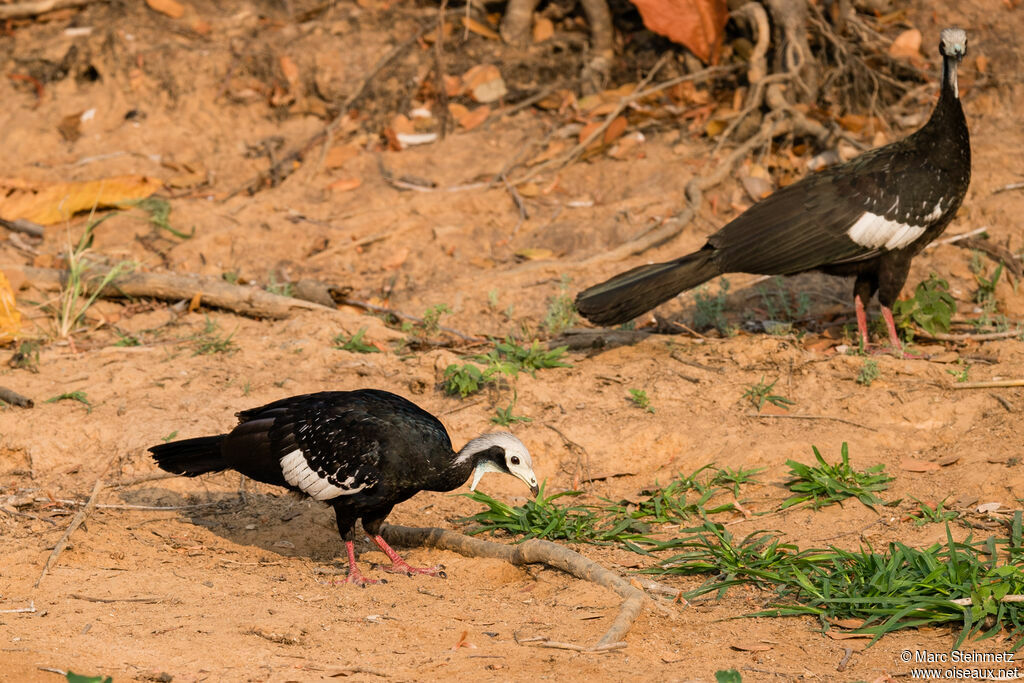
748 413 876 431
950 594 1024 606
54 498 221 511
381 524 645 649
69 594 162 603
106 472 179 488
0 217 45 237
913 328 1022 343
0 0 98 19
990 393 1014 412
993 181 1024 194
951 379 1024 390
924 226 988 250
0 600 36 613
34 475 104 588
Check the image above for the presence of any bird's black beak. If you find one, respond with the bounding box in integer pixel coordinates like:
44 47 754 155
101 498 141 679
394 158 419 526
530 483 540 497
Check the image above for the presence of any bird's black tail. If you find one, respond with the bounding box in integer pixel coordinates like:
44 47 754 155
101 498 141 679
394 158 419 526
575 248 720 326
149 435 227 477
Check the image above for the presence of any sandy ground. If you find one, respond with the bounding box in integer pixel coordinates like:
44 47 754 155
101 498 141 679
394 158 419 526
2 0 1024 681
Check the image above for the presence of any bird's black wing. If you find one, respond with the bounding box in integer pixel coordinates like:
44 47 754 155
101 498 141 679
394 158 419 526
710 138 950 275
223 392 393 500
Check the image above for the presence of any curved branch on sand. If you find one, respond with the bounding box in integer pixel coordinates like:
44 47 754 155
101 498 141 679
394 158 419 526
381 524 645 649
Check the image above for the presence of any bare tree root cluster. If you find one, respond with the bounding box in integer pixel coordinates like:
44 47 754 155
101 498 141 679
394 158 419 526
380 524 647 650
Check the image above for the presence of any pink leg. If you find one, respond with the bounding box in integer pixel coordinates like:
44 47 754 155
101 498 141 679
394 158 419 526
854 295 870 349
335 540 384 586
371 535 447 578
880 305 920 359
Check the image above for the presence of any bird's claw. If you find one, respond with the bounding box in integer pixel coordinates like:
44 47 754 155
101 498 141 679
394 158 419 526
380 561 446 578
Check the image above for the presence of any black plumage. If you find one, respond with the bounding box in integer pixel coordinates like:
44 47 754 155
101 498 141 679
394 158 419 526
150 389 539 585
576 28 971 355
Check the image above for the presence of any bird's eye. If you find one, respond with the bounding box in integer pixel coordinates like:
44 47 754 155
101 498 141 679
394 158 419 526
510 456 520 465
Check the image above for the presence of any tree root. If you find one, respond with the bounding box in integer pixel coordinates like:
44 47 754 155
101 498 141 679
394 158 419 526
500 0 613 92
380 524 645 649
22 267 345 320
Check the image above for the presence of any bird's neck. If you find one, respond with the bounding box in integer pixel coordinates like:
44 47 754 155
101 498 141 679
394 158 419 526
918 54 965 140
423 450 478 492
941 54 960 100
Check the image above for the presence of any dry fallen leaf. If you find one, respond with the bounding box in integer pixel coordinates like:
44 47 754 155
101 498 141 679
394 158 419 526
325 145 360 170
515 248 555 261
461 16 500 40
146 0 185 19
730 642 772 652
899 459 940 473
0 270 22 345
326 177 362 193
533 16 554 43
976 54 989 74
382 246 409 270
0 175 163 225
455 105 489 131
462 64 507 103
977 502 1004 514
628 0 728 64
279 55 300 89
889 28 922 60
827 617 867 629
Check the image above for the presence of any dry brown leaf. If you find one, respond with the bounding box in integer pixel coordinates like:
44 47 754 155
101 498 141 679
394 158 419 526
828 617 867 629
146 0 185 19
528 140 567 166
976 54 989 74
826 631 871 640
462 64 506 103
461 16 500 40
603 115 628 144
937 455 960 467
280 55 300 88
628 0 727 64
889 28 922 59
326 177 362 193
456 105 490 131
532 16 554 43
515 248 555 261
900 459 940 472
0 270 21 345
0 175 162 225
58 112 83 142
730 643 772 652
325 145 359 170
517 182 540 198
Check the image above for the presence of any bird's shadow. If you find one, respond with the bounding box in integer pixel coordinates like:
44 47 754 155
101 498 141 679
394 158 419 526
119 482 350 565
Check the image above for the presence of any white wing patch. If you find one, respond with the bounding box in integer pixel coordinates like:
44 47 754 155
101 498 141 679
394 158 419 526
279 449 366 500
847 211 926 251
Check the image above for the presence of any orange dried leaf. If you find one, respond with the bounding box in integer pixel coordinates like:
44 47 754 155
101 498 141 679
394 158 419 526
0 270 21 345
146 0 185 19
533 16 554 43
628 0 727 64
280 55 300 87
515 248 555 261
326 177 362 193
461 16 500 40
0 175 163 225
603 115 628 144
730 643 772 652
976 54 989 74
382 246 409 269
900 459 940 472
889 28 922 59
325 145 359 169
456 105 490 131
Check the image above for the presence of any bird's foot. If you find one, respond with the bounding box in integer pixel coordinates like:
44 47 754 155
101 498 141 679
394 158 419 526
377 559 447 579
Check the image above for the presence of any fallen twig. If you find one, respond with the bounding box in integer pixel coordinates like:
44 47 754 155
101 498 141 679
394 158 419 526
925 226 988 250
34 475 105 588
950 594 1024 606
23 266 342 320
951 379 1024 390
990 393 1014 412
381 524 644 649
0 217 45 237
0 386 33 408
0 600 36 613
951 236 1023 280
747 412 876 431
0 0 98 19
993 181 1024 194
70 593 162 603
54 498 222 511
913 328 1022 343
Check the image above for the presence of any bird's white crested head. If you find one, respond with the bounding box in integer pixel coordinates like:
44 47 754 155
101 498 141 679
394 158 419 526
940 28 967 61
457 432 539 496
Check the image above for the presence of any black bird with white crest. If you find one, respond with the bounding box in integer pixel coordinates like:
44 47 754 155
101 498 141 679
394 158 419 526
575 28 970 356
149 389 539 585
